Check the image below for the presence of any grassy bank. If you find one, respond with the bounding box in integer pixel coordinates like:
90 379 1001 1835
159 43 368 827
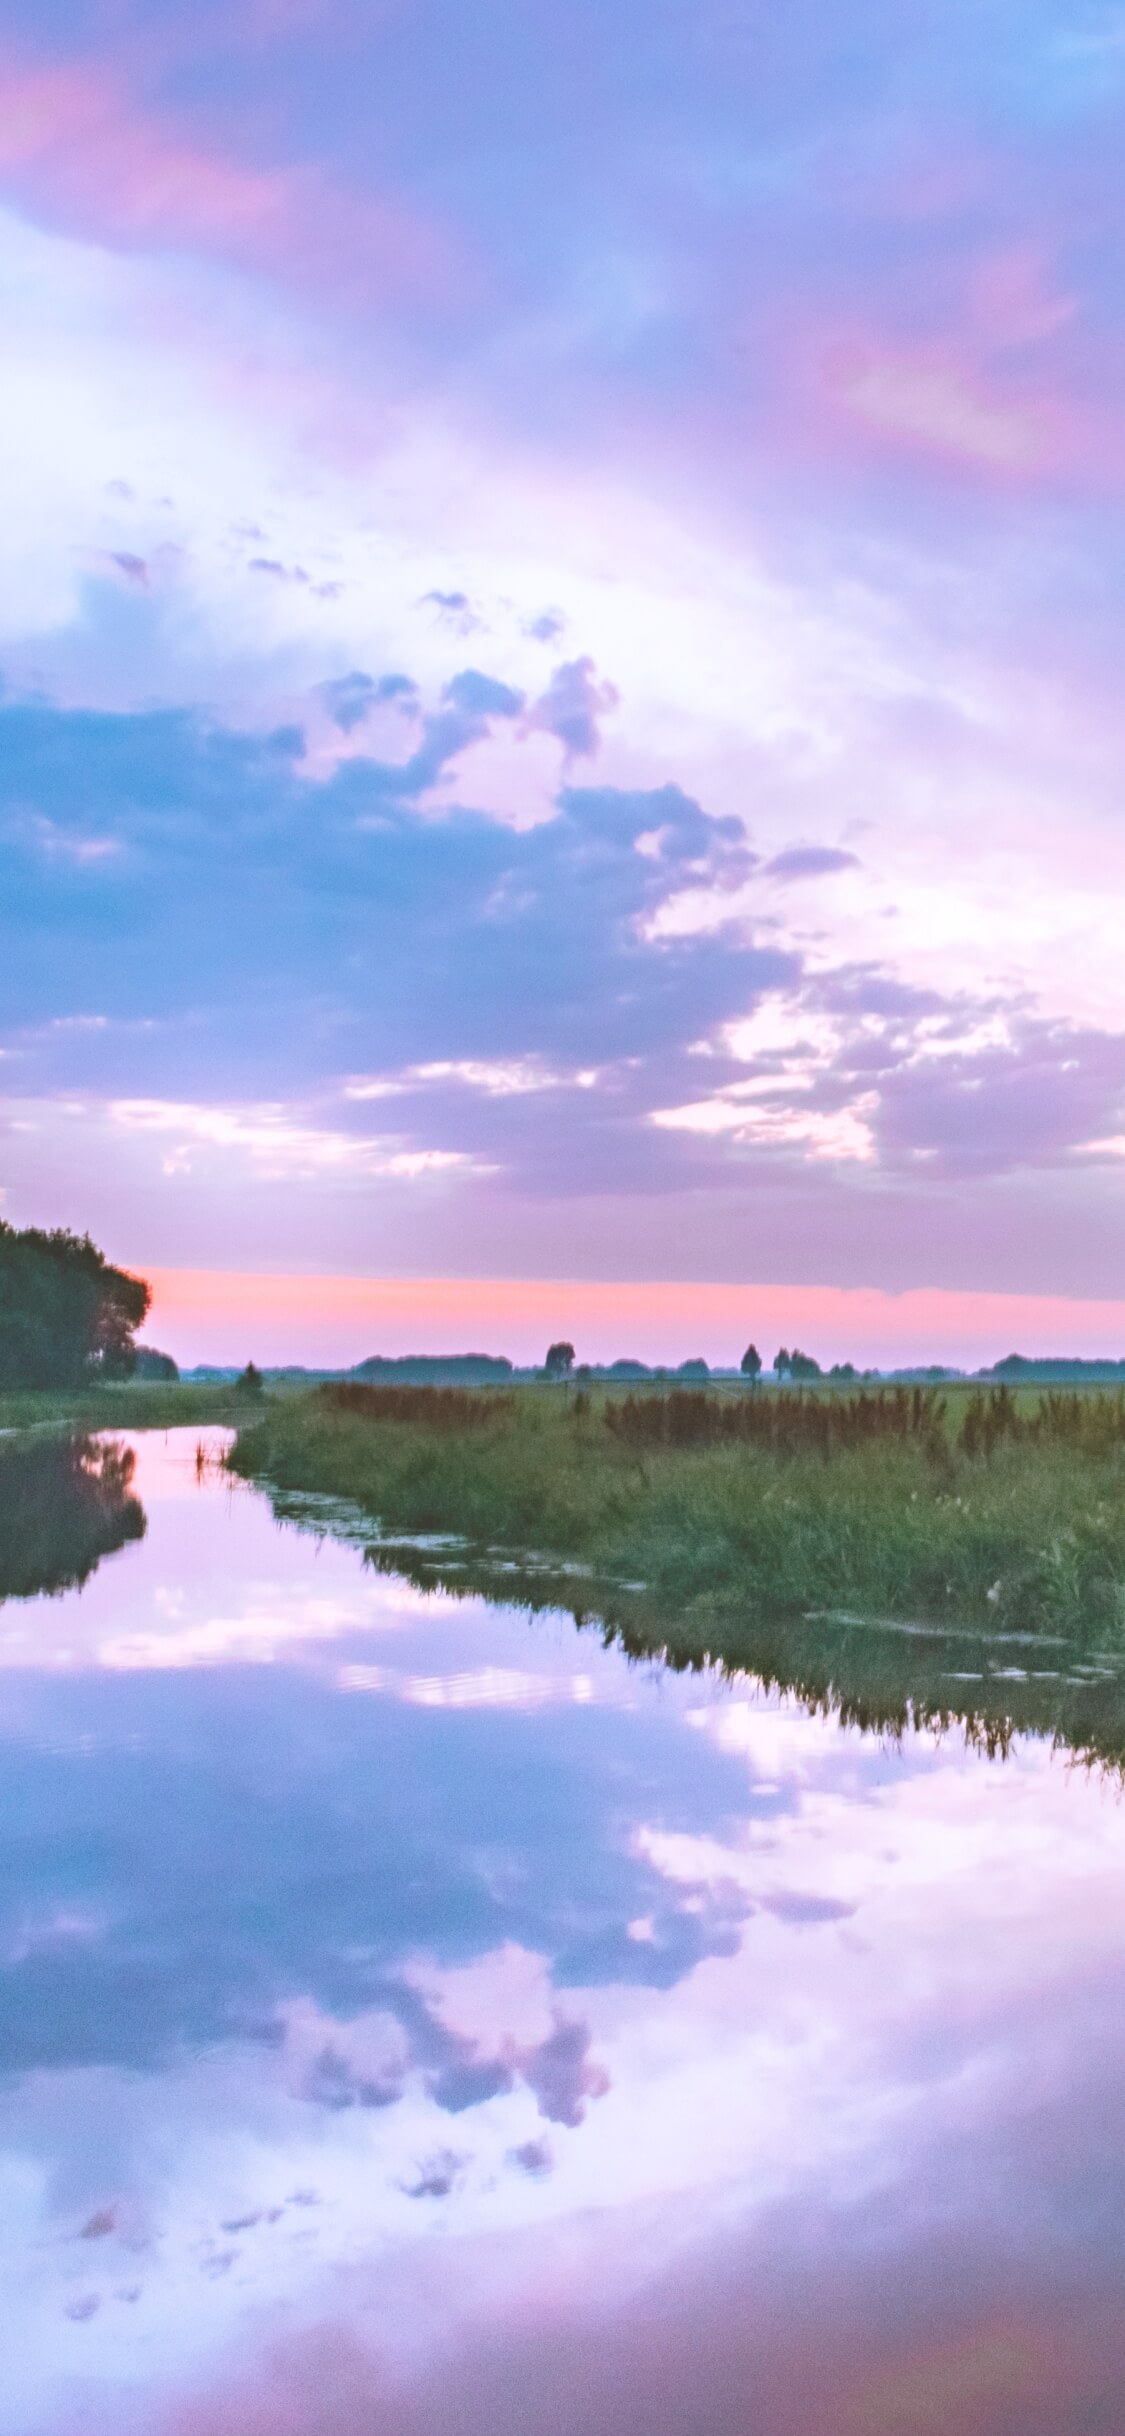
0 1379 261 1434
230 1379 1125 1644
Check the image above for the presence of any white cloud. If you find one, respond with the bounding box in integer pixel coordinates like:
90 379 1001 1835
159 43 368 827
651 1091 877 1163
107 1096 478 1181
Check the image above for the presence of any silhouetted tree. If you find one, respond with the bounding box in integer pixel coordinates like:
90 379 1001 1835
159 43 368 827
0 1221 150 1389
789 1348 822 1380
740 1343 762 1383
235 1361 266 1400
774 1347 792 1380
544 1340 576 1380
134 1348 179 1382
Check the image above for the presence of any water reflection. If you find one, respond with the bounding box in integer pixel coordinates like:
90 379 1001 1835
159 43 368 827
353 1527 1125 1775
2 1431 1125 2436
0 1433 144 1601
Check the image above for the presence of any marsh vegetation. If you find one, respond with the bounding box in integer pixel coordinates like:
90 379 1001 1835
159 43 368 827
223 1377 1125 1772
230 1378 1125 1643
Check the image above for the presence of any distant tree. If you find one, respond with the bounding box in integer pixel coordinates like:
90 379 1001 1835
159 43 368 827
788 1348 822 1380
676 1358 710 1379
234 1361 265 1400
828 1361 856 1382
0 1220 150 1389
774 1347 792 1380
740 1343 762 1383
134 1347 179 1383
544 1340 575 1380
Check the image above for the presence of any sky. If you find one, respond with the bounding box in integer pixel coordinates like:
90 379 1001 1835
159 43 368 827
2 0 1125 1363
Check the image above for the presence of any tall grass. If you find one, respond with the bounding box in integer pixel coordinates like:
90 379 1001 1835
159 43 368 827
229 1381 1125 1643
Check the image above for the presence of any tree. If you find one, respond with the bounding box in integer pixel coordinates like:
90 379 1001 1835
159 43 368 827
0 1221 150 1389
788 1348 822 1380
740 1343 762 1383
135 1347 179 1382
544 1340 576 1380
774 1347 792 1380
235 1361 266 1400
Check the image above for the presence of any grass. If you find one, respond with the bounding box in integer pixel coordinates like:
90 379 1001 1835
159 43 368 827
225 1378 1125 1774
0 1379 261 1434
229 1379 1125 1644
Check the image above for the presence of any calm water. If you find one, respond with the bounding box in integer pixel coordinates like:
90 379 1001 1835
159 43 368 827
3 1428 1125 2436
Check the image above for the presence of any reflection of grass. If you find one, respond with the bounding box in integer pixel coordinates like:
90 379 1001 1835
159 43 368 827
368 1544 1125 1775
231 1382 1125 1642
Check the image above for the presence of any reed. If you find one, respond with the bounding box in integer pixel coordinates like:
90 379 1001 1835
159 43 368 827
229 1381 1125 1642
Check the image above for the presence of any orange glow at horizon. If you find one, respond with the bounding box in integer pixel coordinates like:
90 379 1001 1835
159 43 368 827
142 1270 1125 1371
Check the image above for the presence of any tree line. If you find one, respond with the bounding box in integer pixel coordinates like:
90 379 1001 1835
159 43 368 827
544 1340 855 1383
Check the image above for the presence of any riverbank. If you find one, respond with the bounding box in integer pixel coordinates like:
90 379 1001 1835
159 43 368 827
229 1379 1125 1645
0 1379 259 1434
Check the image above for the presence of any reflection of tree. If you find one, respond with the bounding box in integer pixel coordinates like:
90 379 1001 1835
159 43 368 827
0 1435 146 1600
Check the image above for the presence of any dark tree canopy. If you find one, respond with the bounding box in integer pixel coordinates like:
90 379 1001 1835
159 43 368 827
740 1343 762 1380
544 1340 576 1379
134 1347 179 1382
0 1221 150 1390
774 1346 821 1380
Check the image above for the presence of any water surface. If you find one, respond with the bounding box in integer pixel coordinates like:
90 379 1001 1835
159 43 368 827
3 1427 1125 2436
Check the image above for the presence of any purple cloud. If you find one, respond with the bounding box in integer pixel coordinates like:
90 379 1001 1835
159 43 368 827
108 551 149 586
421 590 483 635
766 846 860 882
518 2017 610 2128
529 658 619 762
319 671 418 732
525 609 567 644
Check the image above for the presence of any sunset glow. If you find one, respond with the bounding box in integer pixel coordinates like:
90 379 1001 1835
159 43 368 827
146 1270 1125 1372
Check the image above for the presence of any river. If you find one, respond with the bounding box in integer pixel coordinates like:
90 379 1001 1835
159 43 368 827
3 1425 1125 2435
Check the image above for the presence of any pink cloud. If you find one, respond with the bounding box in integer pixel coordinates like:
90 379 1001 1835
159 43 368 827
824 338 1065 474
966 245 1078 351
0 48 461 307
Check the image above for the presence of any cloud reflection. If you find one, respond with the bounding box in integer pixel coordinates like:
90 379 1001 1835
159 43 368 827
4 1433 1125 2435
